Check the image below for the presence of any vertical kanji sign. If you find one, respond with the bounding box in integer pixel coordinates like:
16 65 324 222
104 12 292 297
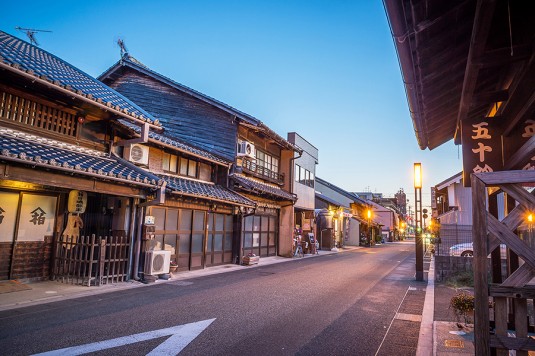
461 117 503 187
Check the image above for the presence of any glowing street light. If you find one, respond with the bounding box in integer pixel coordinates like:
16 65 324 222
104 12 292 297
414 162 424 281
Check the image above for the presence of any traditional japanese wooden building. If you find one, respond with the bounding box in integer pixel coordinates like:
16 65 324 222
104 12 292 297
0 30 163 283
99 53 299 260
385 1 535 353
114 119 255 271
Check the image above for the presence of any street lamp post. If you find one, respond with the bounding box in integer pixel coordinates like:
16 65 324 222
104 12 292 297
414 163 424 281
367 208 372 246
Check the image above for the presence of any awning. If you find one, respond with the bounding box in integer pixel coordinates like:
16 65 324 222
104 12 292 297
160 174 255 207
230 173 296 201
0 127 162 188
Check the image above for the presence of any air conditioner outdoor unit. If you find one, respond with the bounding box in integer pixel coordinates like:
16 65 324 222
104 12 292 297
144 250 171 275
125 143 149 165
237 141 255 159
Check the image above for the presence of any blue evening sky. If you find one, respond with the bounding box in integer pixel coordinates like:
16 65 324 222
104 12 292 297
1 0 462 210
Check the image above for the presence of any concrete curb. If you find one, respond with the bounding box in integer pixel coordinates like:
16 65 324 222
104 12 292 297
416 255 435 356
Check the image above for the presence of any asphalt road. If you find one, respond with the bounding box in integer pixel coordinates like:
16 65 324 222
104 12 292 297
0 242 420 356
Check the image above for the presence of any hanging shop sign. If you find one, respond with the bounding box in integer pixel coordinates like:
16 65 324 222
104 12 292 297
67 190 87 214
461 117 503 187
17 194 57 242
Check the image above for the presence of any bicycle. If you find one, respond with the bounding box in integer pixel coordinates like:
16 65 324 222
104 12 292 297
293 238 304 258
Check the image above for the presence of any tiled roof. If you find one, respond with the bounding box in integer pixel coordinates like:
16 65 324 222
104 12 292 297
315 192 344 207
117 119 229 165
0 127 162 187
100 54 260 125
230 173 296 201
0 31 160 127
160 175 255 207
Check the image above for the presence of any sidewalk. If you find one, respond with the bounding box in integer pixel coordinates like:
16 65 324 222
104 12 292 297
0 247 355 312
419 255 475 356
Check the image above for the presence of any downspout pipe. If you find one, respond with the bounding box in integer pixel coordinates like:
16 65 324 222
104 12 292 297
126 198 138 280
133 204 145 281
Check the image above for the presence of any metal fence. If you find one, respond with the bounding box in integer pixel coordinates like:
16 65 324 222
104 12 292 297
52 235 130 286
433 224 473 256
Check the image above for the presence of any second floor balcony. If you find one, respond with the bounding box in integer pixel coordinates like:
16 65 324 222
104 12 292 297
242 158 284 185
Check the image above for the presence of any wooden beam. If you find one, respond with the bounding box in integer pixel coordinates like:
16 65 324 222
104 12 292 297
472 174 490 355
477 170 535 185
487 213 535 271
473 44 533 68
471 90 509 107
500 264 535 288
453 0 498 144
490 335 535 351
505 135 535 170
502 58 535 136
500 184 535 211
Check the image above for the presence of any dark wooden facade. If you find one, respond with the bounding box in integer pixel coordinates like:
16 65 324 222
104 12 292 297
103 68 238 161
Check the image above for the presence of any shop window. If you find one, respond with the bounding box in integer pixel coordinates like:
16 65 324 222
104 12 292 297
193 211 205 231
191 233 203 253
180 210 192 230
214 233 223 251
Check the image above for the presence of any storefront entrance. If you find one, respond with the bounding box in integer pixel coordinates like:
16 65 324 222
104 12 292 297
149 207 234 271
242 213 278 257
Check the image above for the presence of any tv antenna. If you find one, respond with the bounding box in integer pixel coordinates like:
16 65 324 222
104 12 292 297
15 27 52 46
117 38 128 57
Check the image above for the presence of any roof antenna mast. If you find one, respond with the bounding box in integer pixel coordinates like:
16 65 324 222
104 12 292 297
117 38 128 57
15 27 52 46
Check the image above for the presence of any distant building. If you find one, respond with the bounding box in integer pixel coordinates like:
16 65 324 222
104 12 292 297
288 132 318 244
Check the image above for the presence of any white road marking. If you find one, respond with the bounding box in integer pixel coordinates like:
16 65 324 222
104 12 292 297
33 318 216 356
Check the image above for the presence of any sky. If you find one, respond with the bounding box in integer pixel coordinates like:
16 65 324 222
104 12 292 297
1 0 462 211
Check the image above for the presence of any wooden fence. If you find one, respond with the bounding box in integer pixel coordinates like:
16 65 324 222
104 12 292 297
472 170 535 355
52 235 130 287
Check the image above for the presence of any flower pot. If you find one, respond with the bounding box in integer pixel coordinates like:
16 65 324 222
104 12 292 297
169 265 178 273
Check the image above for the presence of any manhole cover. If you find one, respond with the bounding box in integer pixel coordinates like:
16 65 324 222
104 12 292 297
445 340 464 348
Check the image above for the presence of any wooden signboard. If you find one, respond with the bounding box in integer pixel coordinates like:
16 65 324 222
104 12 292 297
461 117 503 187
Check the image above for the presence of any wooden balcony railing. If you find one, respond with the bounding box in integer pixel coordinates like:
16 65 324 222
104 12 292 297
242 158 284 184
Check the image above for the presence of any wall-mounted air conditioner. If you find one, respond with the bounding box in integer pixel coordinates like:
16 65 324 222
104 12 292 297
144 250 171 275
125 143 149 165
237 141 255 159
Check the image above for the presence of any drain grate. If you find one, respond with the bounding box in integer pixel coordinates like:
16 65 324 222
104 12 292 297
444 340 464 348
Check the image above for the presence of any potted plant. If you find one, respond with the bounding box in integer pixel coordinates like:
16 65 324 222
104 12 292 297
169 259 178 273
450 291 475 324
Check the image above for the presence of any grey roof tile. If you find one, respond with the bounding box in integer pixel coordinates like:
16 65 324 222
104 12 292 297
160 174 255 207
230 173 296 201
0 127 162 187
0 31 160 127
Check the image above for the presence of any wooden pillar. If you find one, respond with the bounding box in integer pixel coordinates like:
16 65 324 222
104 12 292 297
472 174 490 356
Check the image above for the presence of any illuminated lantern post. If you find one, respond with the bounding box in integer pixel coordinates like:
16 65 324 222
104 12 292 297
414 163 424 281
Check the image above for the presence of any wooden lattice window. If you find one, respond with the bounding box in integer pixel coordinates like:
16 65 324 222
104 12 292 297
0 90 78 137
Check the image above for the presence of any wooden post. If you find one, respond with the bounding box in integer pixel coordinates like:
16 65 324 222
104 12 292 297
98 238 106 286
472 174 490 356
